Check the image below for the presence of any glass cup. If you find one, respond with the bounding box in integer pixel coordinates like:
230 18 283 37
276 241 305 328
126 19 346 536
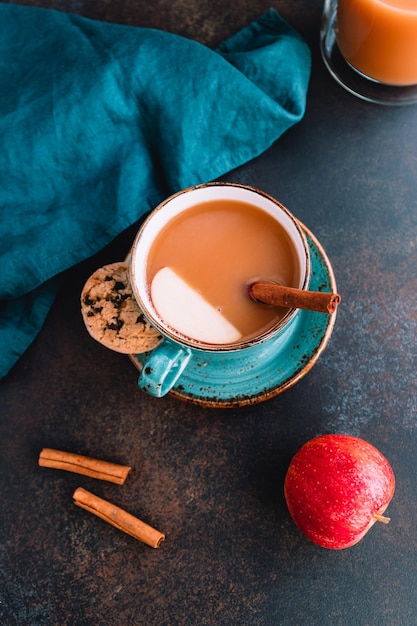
129 182 310 399
320 0 417 105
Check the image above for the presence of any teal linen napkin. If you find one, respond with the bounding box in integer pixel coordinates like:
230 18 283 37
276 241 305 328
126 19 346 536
0 4 311 378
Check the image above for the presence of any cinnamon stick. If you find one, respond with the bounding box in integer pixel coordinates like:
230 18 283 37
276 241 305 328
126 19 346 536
39 448 131 485
249 282 341 314
73 487 165 548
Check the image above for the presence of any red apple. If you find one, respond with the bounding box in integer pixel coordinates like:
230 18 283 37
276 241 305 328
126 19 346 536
284 434 395 549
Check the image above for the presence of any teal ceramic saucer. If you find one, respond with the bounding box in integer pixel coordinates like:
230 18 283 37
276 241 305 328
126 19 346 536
129 224 338 408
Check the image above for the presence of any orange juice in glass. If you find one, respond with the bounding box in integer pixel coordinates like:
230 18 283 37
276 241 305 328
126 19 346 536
336 0 417 86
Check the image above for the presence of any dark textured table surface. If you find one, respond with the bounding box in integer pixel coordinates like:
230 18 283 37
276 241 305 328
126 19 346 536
1 1 417 625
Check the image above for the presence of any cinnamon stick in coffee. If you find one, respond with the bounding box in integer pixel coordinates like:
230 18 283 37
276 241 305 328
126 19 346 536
249 282 341 314
39 448 131 485
73 487 165 548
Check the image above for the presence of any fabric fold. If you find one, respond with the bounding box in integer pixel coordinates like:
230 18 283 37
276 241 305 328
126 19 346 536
0 4 311 377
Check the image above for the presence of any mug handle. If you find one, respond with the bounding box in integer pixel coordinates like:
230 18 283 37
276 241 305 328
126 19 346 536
137 340 192 398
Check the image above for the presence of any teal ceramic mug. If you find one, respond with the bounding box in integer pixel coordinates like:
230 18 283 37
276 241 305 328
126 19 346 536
129 182 310 398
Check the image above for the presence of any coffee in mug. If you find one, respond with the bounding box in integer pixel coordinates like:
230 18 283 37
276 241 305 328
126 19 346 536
130 183 310 397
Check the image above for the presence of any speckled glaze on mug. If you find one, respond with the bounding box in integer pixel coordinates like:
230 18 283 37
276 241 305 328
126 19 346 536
129 182 312 403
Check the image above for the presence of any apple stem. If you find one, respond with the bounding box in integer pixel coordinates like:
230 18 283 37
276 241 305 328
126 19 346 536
374 513 391 524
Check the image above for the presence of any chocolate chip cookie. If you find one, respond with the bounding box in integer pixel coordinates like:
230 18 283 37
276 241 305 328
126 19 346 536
81 262 162 354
